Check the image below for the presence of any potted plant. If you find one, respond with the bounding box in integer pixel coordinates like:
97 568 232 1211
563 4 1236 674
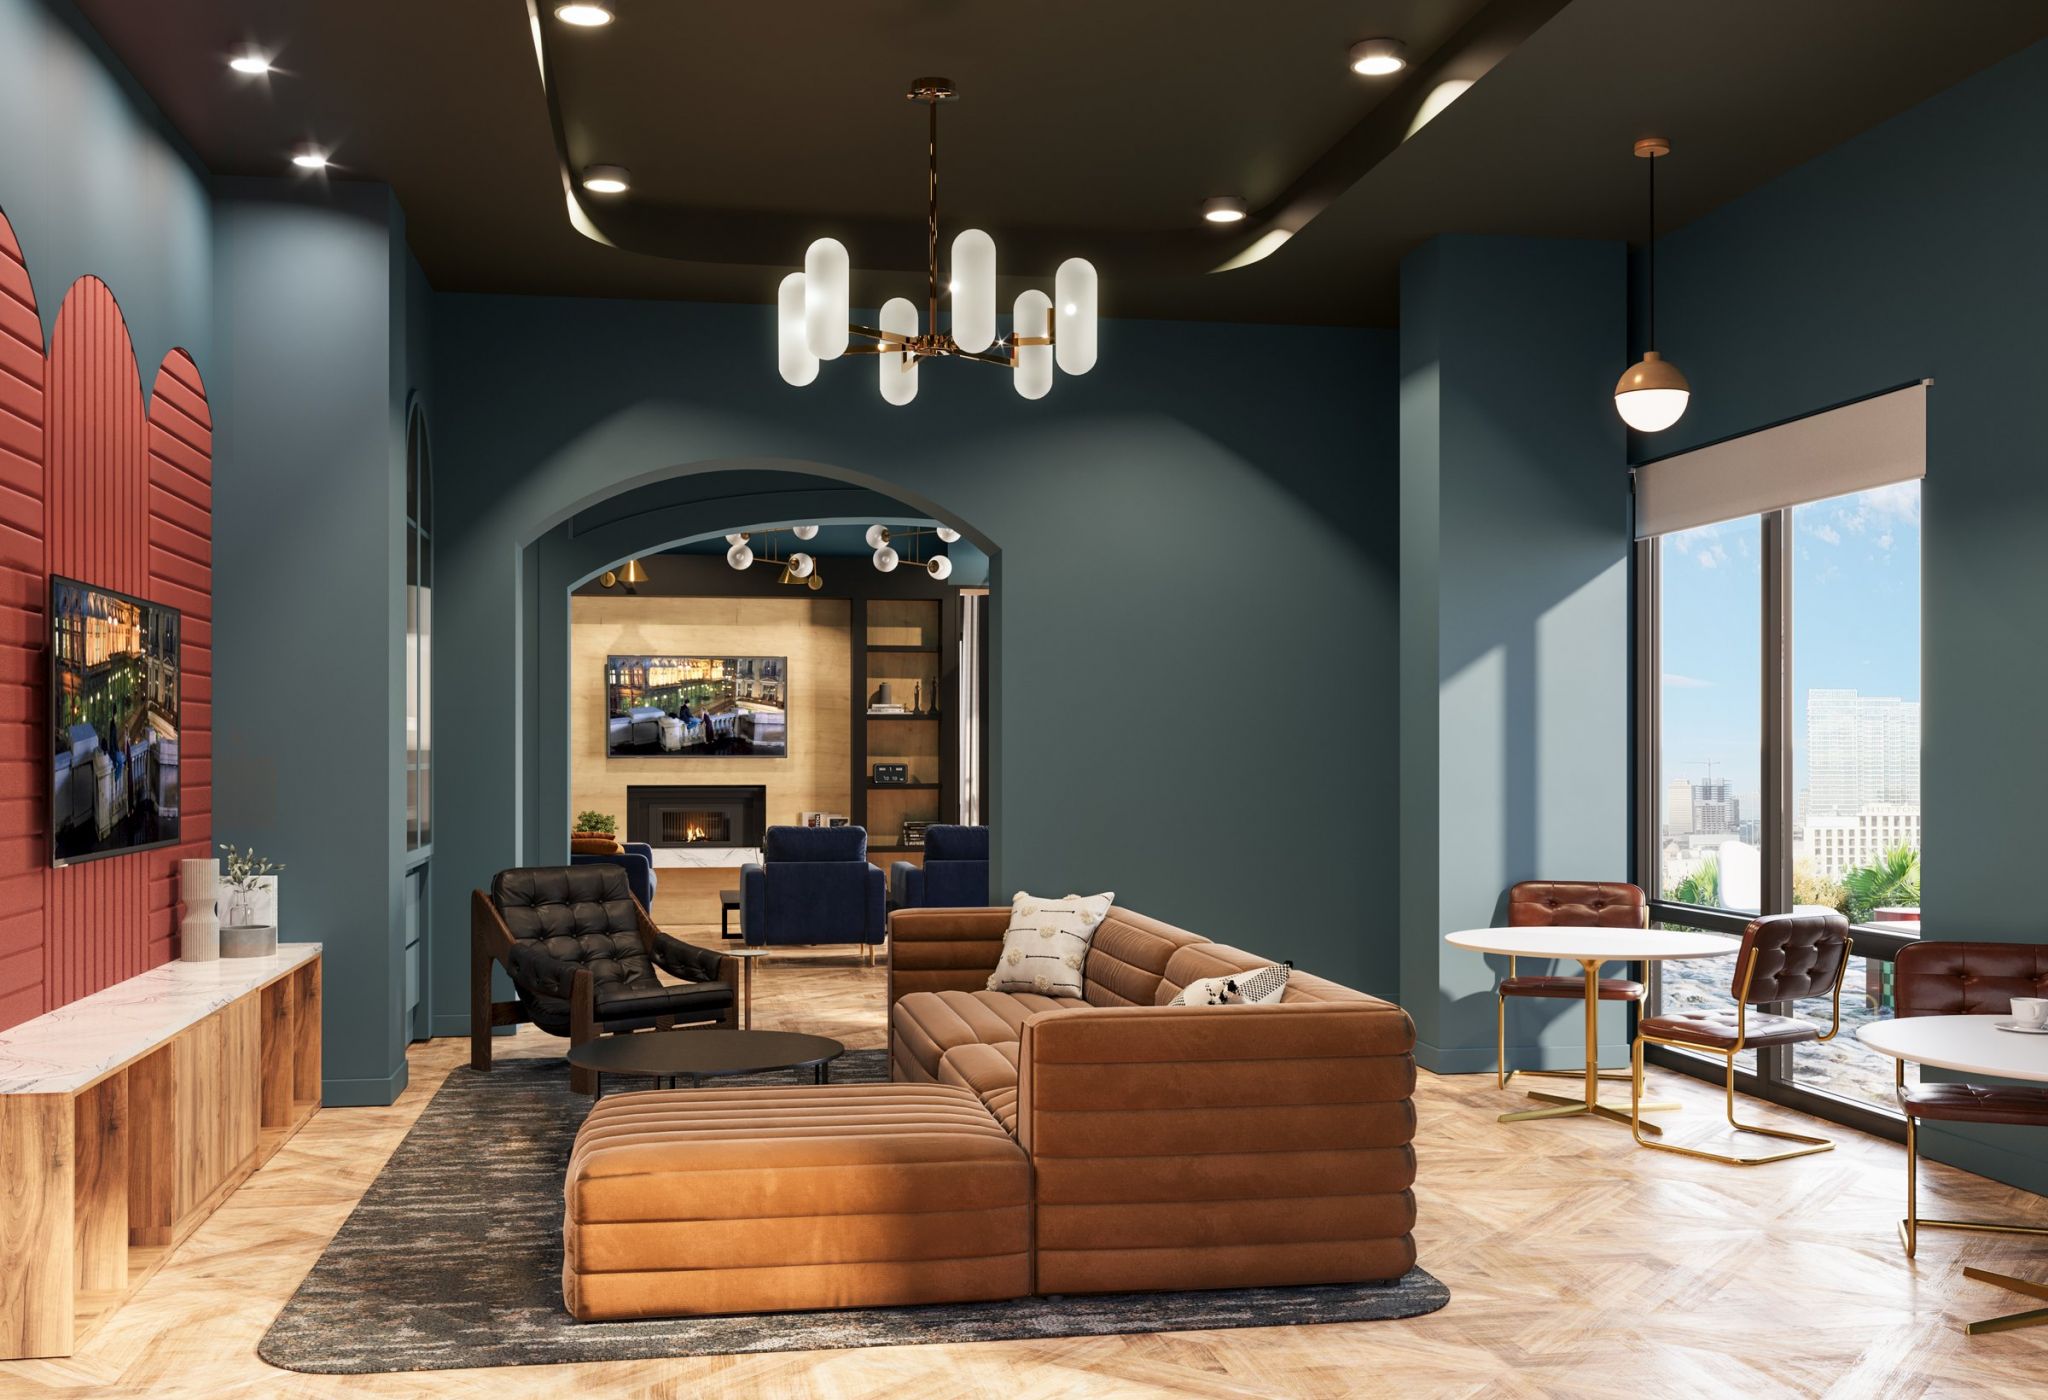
572 810 621 853
219 842 284 958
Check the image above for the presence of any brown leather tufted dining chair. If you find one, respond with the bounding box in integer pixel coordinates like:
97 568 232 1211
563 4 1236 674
1891 940 2048 1259
1496 881 1648 1089
1630 910 1851 1165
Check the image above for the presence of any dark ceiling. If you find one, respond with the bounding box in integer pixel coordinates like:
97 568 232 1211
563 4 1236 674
72 0 2048 325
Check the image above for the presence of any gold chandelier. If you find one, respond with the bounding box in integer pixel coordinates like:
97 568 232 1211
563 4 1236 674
776 78 1100 403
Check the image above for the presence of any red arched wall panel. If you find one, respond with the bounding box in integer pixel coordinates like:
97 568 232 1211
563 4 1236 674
146 351 213 963
0 206 214 1033
0 209 47 1031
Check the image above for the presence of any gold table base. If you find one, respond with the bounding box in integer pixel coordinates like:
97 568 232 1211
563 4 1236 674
1502 1088 1678 1133
1497 958 1677 1134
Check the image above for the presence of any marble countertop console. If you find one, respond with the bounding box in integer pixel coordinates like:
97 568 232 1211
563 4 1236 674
0 942 322 1095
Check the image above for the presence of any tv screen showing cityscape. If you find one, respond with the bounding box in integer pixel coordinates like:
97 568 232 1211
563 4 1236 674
605 655 788 757
50 576 182 866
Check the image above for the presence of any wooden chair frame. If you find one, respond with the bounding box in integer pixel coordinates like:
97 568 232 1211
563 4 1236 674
471 890 737 1094
1629 937 1850 1165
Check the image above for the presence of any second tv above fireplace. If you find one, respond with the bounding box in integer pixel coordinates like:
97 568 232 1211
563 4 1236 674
605 655 787 758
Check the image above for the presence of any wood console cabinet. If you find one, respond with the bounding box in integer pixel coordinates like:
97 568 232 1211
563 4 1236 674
0 944 322 1359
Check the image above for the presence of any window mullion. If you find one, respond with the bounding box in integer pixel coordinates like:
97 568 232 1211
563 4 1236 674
1760 507 1794 1084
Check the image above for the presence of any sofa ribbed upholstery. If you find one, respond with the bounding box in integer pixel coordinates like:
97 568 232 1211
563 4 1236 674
562 1083 1031 1320
888 903 1419 1295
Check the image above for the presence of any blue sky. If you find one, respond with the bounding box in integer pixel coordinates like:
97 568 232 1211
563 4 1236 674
1660 482 1922 821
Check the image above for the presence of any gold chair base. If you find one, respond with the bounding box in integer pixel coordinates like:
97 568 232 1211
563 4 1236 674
1963 1267 2048 1335
1899 1114 2048 1260
1630 1037 1834 1166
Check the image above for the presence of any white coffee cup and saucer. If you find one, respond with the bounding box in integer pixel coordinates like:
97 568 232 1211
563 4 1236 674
1998 997 2048 1034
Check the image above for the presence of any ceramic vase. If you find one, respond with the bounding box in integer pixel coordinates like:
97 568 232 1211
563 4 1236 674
179 858 220 963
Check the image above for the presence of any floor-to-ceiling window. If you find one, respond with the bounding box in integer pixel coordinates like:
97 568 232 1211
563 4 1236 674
1787 482 1922 1111
1634 385 1926 1131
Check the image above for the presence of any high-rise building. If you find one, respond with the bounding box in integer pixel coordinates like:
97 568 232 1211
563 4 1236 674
1802 804 1922 882
1666 778 1694 837
1692 777 1740 835
1807 688 1920 816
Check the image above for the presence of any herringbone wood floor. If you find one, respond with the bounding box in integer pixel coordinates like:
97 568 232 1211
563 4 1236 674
4 931 2046 1399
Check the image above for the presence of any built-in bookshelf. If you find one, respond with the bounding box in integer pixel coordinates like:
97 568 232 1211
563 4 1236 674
855 595 958 857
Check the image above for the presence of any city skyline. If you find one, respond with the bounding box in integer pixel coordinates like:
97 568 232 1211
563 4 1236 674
1660 482 1921 829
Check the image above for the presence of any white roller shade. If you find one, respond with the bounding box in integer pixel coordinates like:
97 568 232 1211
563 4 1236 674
1633 382 1927 539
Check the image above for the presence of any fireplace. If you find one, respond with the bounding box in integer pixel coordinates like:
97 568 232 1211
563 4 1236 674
627 784 767 849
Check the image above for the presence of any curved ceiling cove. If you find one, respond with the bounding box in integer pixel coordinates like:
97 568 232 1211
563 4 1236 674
528 0 1562 285
70 0 2048 324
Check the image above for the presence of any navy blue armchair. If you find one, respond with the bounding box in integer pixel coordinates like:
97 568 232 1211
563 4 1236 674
571 841 657 910
741 826 886 953
889 824 990 910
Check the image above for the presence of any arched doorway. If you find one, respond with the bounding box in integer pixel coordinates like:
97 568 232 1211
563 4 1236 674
527 464 996 931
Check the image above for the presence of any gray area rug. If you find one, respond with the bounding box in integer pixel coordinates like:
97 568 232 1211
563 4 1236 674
259 1050 1450 1373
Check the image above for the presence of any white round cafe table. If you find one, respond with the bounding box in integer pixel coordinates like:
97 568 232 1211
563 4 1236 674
1857 1014 2048 1082
1446 926 1739 1131
1858 1014 2048 1336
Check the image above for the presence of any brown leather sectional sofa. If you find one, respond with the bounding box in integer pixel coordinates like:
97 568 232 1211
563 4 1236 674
562 902 1417 1319
889 903 1419 1295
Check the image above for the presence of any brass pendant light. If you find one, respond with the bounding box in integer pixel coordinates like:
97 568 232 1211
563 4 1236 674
598 557 650 592
1614 137 1691 433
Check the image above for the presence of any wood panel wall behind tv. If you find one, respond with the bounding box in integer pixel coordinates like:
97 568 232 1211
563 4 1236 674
0 204 213 1032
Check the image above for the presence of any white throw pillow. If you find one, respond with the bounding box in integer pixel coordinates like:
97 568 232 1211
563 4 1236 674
1168 964 1292 1007
987 891 1115 998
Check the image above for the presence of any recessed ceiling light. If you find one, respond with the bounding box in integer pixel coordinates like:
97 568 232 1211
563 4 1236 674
290 145 328 170
554 3 616 25
228 47 272 76
1349 38 1408 77
1201 197 1248 224
581 164 631 195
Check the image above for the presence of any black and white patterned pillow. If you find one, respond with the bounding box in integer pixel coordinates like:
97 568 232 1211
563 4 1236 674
1168 963 1292 1007
986 891 1115 998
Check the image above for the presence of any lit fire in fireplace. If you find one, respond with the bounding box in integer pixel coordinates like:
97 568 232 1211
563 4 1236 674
685 823 708 843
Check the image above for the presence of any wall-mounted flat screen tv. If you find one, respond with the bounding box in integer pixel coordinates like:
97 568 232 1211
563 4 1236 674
605 655 787 758
50 576 182 866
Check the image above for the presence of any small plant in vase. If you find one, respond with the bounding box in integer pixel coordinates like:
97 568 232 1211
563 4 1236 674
574 811 617 838
218 843 284 958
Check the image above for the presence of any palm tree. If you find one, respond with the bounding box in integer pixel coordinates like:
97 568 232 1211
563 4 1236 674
1841 845 1919 924
1669 855 1719 908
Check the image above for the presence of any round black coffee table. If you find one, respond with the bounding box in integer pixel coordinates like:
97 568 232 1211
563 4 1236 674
567 1028 844 1098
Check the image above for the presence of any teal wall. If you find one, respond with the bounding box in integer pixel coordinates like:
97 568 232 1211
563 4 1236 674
0 0 212 381
211 181 421 1105
1638 37 2048 1189
1400 236 1630 1073
427 296 1402 1035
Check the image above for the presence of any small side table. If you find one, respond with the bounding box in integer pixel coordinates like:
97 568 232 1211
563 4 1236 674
720 888 741 940
722 947 771 1029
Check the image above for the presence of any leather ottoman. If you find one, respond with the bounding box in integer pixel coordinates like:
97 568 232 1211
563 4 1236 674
563 1083 1032 1321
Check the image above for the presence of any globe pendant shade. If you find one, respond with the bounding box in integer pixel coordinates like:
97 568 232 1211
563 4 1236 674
1614 350 1691 432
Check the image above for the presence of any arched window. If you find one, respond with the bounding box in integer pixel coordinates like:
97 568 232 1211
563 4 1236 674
405 403 433 850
